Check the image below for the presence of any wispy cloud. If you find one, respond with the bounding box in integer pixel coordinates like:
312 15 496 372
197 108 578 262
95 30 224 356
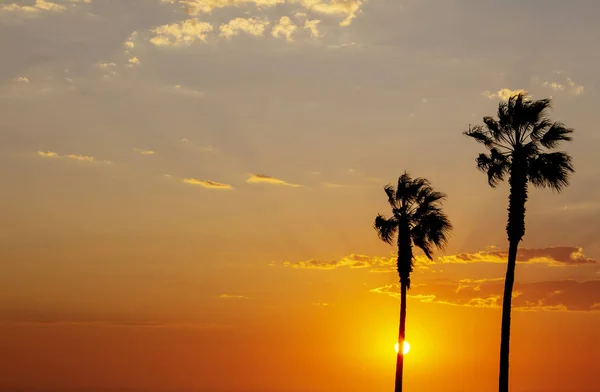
219 294 252 299
371 279 600 312
133 148 156 156
246 174 302 187
161 0 363 27
542 76 584 96
438 247 598 266
182 178 233 189
283 247 598 271
37 151 112 164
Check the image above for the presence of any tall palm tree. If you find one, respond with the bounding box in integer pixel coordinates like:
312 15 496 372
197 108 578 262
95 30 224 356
374 172 452 392
464 94 574 392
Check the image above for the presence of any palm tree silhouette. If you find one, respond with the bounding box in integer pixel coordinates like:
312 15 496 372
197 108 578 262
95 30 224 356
464 94 574 392
374 172 452 392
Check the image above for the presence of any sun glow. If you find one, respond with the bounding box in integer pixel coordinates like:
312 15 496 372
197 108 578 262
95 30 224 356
394 341 411 355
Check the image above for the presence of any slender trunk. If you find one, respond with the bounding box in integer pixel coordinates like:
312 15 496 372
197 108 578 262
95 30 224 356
498 240 518 392
394 280 407 392
395 218 412 392
499 154 528 392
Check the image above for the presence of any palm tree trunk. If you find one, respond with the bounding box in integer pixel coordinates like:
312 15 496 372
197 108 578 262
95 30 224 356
499 156 528 392
498 240 518 392
394 280 407 392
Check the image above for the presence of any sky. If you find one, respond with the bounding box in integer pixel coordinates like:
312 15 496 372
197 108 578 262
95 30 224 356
1 0 600 391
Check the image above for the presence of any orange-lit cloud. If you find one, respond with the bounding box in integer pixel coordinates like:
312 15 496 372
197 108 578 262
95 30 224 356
219 294 252 299
161 0 363 27
246 173 302 187
150 18 214 46
371 279 600 312
37 150 112 164
284 254 393 269
272 16 298 41
182 178 233 189
133 148 155 155
219 17 270 38
482 88 528 101
440 247 598 266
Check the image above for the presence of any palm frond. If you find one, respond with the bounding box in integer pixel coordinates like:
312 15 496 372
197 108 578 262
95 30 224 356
464 125 494 148
476 148 509 187
384 184 397 209
539 122 574 148
528 152 574 191
374 214 398 244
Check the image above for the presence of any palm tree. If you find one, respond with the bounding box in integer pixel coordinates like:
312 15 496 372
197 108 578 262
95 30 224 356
374 172 452 392
464 94 574 392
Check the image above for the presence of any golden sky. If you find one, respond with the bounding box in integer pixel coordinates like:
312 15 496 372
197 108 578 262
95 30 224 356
1 1 599 391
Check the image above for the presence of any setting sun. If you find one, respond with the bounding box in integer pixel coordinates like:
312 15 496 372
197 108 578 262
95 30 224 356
394 341 411 355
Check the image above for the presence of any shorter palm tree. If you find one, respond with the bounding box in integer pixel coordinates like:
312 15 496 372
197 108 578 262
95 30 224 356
374 172 452 392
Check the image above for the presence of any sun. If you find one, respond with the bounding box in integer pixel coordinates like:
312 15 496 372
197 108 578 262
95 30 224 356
394 341 411 355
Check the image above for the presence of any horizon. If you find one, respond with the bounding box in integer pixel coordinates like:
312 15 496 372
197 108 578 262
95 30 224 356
1 1 599 391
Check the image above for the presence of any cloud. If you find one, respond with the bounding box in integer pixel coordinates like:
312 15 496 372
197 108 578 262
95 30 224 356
37 151 112 164
127 57 141 66
284 254 393 270
0 309 225 329
133 148 155 155
438 247 598 266
123 31 138 49
246 173 302 187
272 16 298 41
304 19 321 37
542 81 565 92
162 0 364 26
371 279 600 312
482 88 528 101
567 77 584 95
182 178 233 189
219 294 252 299
162 0 284 15
0 0 91 15
15 76 30 84
219 17 270 38
170 85 205 98
541 76 584 96
294 0 363 26
0 0 66 14
323 183 348 188
283 247 597 272
150 18 214 46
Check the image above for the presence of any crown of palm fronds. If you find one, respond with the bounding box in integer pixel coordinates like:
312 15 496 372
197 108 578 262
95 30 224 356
464 94 574 190
374 173 452 285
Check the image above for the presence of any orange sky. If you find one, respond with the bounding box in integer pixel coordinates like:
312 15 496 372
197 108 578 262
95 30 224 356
1 1 600 391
